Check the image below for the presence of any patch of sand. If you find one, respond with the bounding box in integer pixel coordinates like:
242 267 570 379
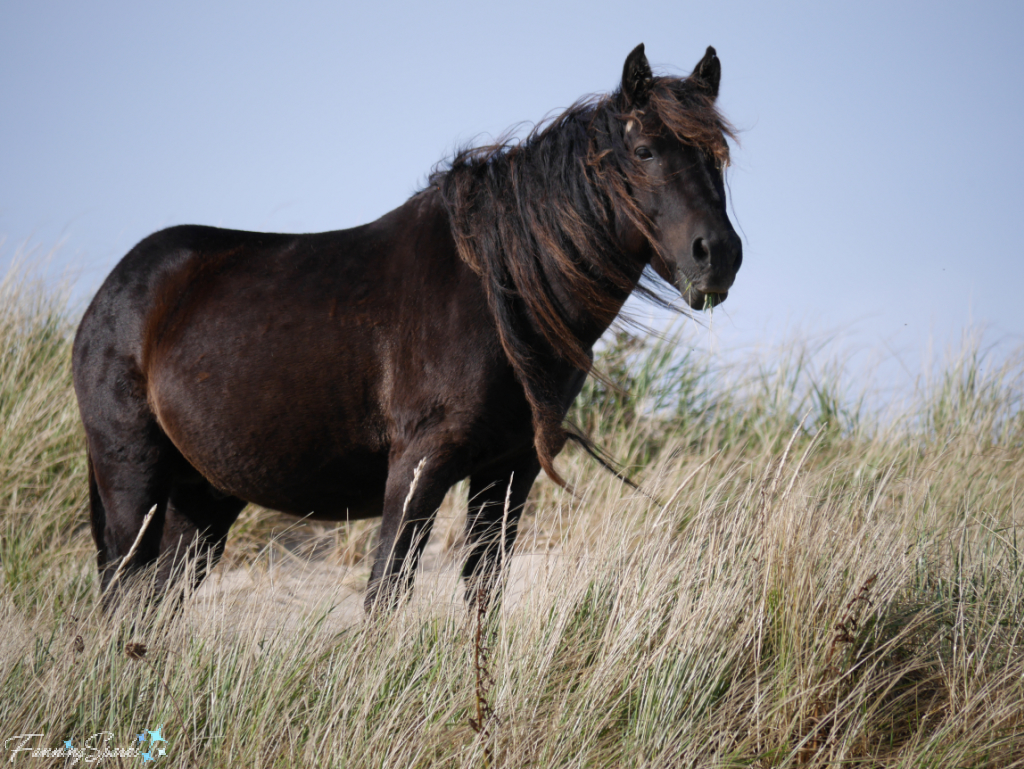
192 529 562 634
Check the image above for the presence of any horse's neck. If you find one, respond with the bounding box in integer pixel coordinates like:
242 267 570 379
539 241 648 352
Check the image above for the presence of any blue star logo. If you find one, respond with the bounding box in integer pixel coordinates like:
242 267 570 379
147 727 166 744
138 733 146 743
64 740 74 750
141 751 153 761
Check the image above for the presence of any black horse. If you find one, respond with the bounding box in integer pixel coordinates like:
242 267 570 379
73 44 742 612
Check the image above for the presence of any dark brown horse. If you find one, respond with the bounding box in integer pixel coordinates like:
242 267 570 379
73 44 742 612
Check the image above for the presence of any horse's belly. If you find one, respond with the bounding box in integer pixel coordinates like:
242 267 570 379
237 453 390 521
150 370 391 518
145 306 395 517
179 428 390 520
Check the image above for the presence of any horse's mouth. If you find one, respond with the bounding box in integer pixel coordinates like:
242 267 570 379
684 288 728 311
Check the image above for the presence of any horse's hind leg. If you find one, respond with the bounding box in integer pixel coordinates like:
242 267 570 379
156 478 246 599
89 437 244 609
82 379 243 610
84 413 176 609
462 451 541 606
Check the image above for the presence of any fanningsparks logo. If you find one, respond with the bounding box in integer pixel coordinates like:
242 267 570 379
5 727 168 764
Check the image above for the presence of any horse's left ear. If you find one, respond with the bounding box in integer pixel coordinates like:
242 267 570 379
690 46 721 99
622 43 653 107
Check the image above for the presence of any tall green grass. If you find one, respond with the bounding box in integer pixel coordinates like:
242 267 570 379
2 269 1022 767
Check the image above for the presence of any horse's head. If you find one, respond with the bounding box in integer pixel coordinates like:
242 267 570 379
616 44 742 310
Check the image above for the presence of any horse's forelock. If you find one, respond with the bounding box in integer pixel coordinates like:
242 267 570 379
647 77 736 168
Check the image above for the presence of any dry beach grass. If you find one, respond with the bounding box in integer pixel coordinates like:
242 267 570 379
2 264 1023 767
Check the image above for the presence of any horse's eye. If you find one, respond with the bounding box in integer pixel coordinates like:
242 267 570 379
634 146 654 161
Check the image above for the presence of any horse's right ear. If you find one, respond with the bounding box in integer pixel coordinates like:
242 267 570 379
621 43 653 108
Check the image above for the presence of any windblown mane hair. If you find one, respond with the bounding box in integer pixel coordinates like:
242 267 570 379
430 74 735 484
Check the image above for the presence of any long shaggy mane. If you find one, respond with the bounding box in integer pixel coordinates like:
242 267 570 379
430 75 735 483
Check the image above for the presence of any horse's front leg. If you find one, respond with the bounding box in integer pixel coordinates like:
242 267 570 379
364 443 464 614
463 450 542 607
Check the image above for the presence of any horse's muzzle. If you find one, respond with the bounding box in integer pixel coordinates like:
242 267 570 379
683 287 729 311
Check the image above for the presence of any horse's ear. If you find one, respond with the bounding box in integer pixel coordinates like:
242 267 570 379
690 46 721 99
621 43 653 107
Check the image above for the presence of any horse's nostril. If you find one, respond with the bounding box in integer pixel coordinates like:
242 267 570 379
692 237 710 261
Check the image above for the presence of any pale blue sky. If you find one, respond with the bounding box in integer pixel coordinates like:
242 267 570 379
3 1 1023 391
